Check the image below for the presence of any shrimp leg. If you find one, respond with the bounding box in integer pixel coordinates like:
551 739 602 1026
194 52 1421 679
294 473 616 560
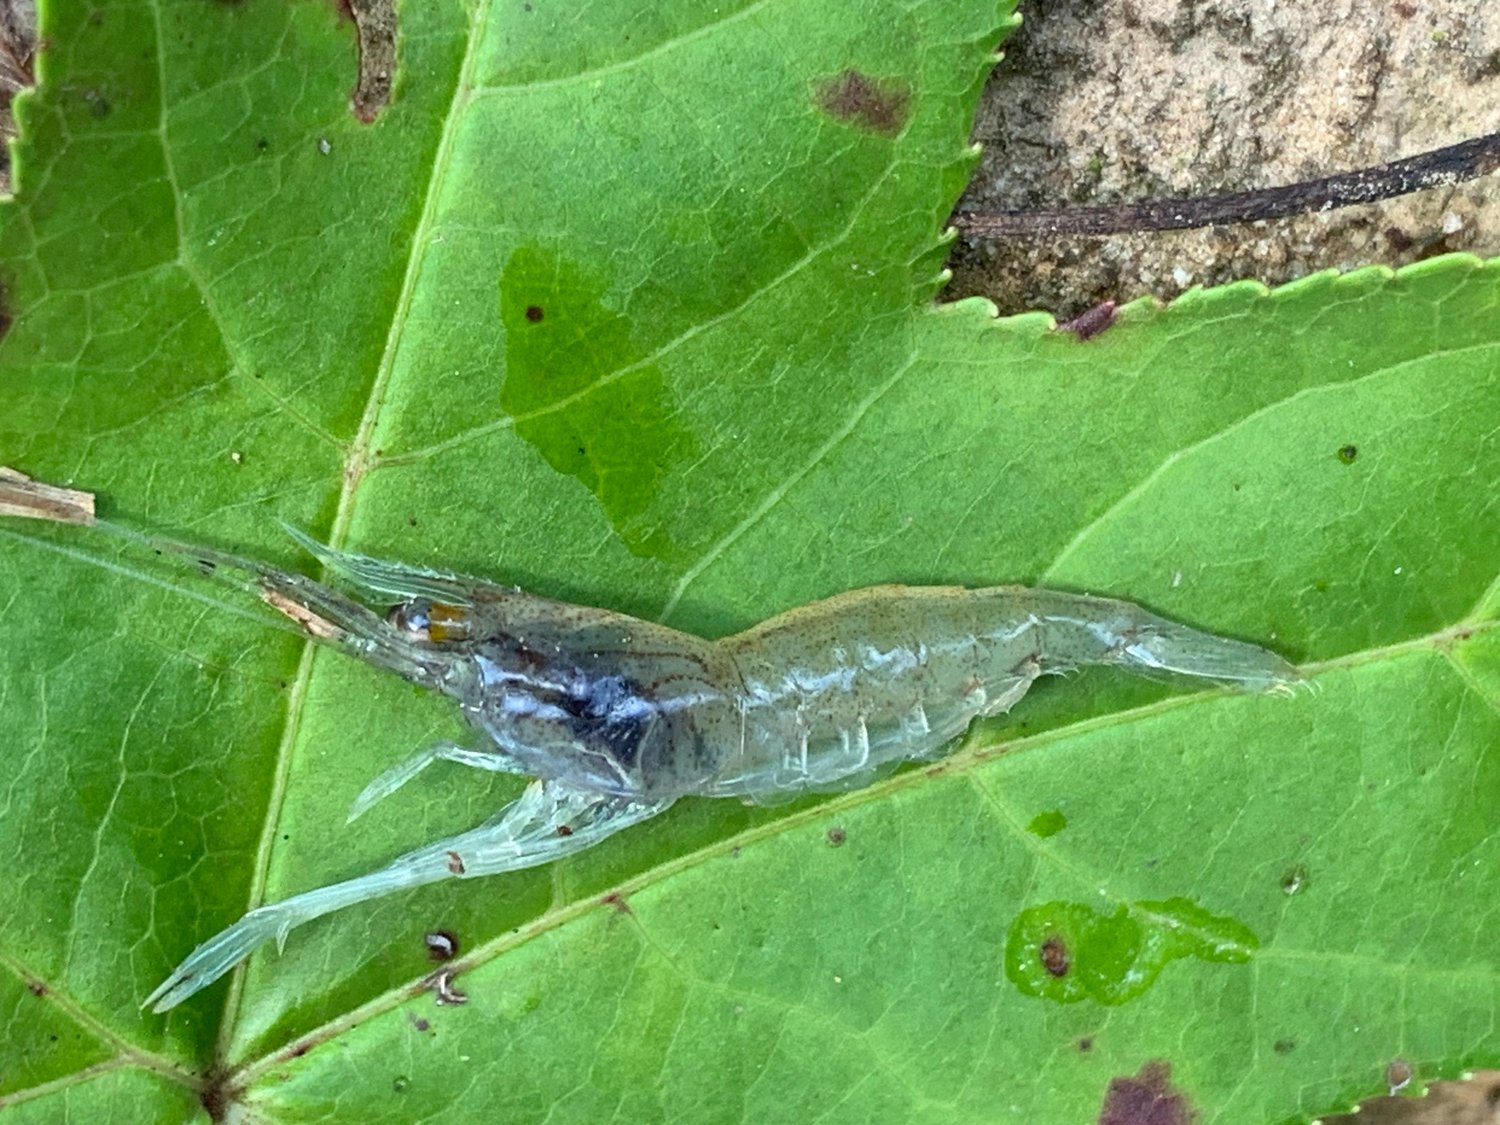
144 780 673 1013
346 741 531 823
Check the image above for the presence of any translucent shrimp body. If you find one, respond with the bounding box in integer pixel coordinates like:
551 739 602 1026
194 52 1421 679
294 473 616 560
709 584 1297 801
133 531 1300 1011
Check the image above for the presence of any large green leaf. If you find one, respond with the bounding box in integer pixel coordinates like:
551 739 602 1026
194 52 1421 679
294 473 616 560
1 0 1496 1121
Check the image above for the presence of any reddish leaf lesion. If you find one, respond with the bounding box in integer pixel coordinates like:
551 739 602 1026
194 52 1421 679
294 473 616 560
813 69 912 137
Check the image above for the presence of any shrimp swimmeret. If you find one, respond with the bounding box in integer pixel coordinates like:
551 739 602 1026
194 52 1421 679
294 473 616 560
108 526 1300 1012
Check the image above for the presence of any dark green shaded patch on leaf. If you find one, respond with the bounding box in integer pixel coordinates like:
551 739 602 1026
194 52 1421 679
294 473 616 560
499 245 698 560
1027 809 1068 837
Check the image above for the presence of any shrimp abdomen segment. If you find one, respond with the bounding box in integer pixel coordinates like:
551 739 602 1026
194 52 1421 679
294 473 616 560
711 586 1039 800
709 585 1299 802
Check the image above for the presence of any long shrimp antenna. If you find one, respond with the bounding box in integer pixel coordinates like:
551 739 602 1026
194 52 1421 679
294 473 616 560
0 520 310 642
90 519 447 687
277 521 482 605
92 518 296 598
92 518 370 635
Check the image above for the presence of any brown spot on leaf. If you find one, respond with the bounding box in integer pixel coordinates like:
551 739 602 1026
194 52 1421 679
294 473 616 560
556 824 573 837
339 0 396 122
826 826 846 847
26 979 45 997
1386 1058 1413 1094
602 892 632 915
1040 935 1070 977
445 850 465 875
1078 1036 1095 1052
813 69 911 137
1059 300 1118 340
1098 1061 1194 1125
525 304 545 322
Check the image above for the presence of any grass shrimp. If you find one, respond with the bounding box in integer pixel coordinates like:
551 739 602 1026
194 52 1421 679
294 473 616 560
40 520 1301 1012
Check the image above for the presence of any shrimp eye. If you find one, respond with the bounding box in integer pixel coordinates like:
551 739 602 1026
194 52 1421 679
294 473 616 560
387 598 433 640
385 598 471 644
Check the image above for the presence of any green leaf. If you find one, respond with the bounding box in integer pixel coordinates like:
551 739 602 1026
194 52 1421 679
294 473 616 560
1 0 1497 1121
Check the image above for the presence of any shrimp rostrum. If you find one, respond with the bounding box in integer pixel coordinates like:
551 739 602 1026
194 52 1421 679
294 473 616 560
140 528 1300 1011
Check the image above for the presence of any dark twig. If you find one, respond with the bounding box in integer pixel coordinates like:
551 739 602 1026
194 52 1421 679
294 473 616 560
954 132 1500 238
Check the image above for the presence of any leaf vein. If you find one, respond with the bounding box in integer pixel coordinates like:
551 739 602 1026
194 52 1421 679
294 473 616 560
659 349 919 622
1040 340 1499 582
470 0 773 96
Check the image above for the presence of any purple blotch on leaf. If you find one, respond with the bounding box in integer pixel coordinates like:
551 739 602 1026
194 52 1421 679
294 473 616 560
1097 1061 1195 1125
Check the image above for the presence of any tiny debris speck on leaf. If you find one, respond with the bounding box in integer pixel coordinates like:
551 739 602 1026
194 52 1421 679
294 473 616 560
424 930 458 961
429 967 468 1006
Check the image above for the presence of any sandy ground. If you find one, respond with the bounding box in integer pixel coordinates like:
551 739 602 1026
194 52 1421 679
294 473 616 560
946 0 1499 319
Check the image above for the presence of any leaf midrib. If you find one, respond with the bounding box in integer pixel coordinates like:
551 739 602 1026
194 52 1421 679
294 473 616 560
212 0 496 1056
